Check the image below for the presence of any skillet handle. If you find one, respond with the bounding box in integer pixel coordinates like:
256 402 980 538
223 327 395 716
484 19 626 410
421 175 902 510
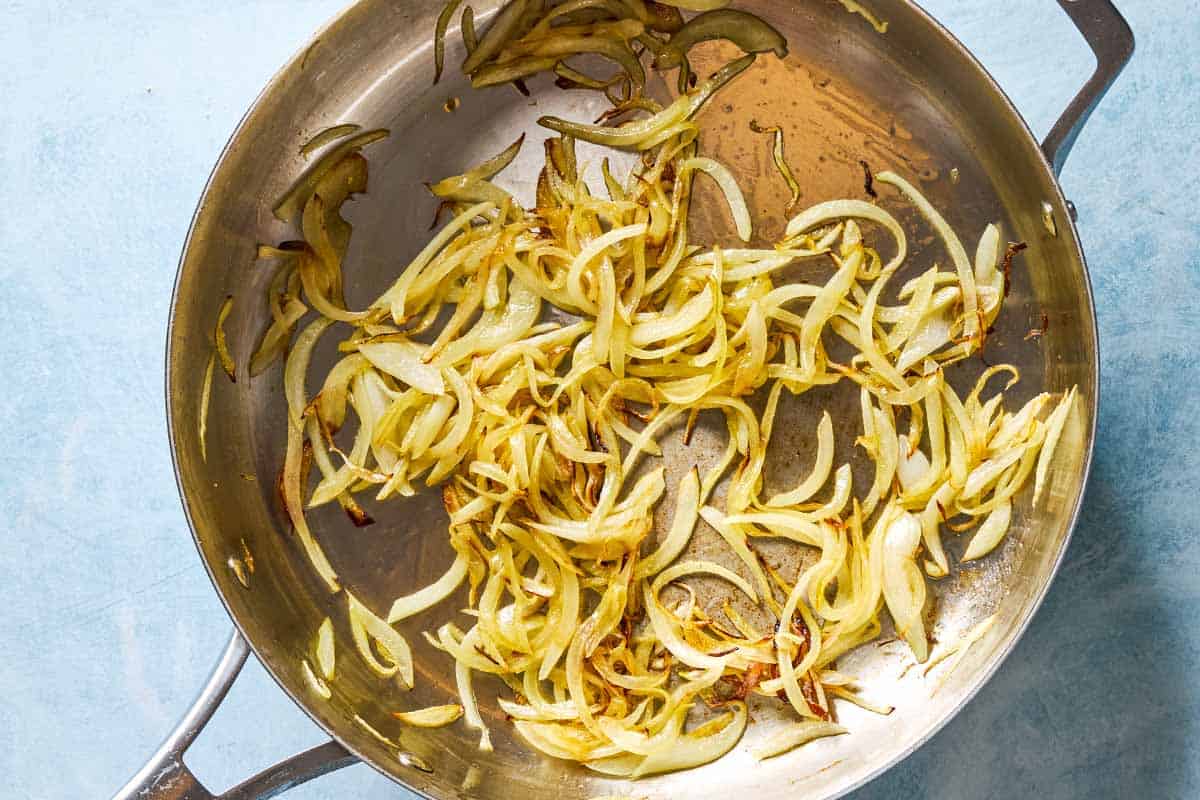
111 630 357 800
1042 0 1134 175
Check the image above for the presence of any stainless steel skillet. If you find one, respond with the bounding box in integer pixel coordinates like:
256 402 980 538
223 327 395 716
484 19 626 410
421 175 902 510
116 1 1132 798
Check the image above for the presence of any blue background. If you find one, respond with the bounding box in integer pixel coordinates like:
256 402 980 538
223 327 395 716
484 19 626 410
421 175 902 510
0 1 1194 798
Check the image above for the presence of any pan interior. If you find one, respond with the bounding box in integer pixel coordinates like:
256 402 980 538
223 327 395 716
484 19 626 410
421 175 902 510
168 1 1094 798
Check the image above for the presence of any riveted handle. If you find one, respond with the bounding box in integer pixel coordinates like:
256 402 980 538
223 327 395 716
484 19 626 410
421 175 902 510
112 630 356 800
1042 0 1135 174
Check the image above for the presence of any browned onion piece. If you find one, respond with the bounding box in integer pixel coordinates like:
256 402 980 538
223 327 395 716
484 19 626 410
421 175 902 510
654 8 787 69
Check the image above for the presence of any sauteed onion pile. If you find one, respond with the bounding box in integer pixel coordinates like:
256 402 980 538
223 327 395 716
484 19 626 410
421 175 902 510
241 0 1076 776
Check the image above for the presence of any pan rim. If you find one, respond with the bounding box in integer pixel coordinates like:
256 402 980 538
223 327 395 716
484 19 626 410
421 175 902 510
163 1 1099 797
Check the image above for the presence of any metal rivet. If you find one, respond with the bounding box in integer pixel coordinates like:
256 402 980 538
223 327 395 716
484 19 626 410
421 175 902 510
1066 200 1078 222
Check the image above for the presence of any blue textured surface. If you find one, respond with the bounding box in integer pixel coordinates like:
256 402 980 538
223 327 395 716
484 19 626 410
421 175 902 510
0 1 1194 798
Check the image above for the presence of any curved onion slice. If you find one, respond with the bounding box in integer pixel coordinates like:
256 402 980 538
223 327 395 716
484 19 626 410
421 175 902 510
655 9 787 69
359 340 446 395
767 411 835 506
198 353 215 463
214 295 236 382
753 721 848 760
635 469 700 578
433 0 464 84
348 591 415 688
460 0 529 74
284 318 334 427
392 704 465 727
538 55 753 149
643 582 729 670
679 157 752 241
457 660 493 751
881 512 928 662
630 285 715 346
430 134 525 202
650 559 758 604
878 171 979 344
315 617 336 680
746 122 803 212
962 498 1012 562
633 701 747 777
301 659 332 700
785 200 906 272
698 506 771 601
300 124 361 157
836 0 889 33
273 128 389 223
1035 388 1077 503
388 554 469 623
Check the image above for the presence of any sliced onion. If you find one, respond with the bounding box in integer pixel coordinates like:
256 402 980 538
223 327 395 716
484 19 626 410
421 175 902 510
301 659 332 700
214 295 236 382
285 318 335 427
799 249 861 379
962 498 1013 562
767 411 835 506
250 297 307 377
630 285 714 346
632 701 747 777
538 54 753 150
1034 388 1077 503
635 468 700 578
300 124 362 157
273 128 389 223
198 353 215 463
282 417 340 593
698 506 771 601
655 9 787 70
880 511 928 662
347 591 415 688
651 559 758 604
460 0 529 73
643 582 729 670
835 0 889 33
680 157 752 242
749 121 801 210
387 554 468 623
315 617 336 680
897 434 932 494
430 134 524 200
456 659 493 751
753 721 847 760
392 704 464 727
433 0 464 83
358 340 446 395
785 200 906 273
878 171 979 345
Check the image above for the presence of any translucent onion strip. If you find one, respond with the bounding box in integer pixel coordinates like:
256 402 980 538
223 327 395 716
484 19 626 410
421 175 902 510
315 617 336 680
753 721 847 760
388 554 469 623
680 157 752 241
348 591 415 688
393 704 465 727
